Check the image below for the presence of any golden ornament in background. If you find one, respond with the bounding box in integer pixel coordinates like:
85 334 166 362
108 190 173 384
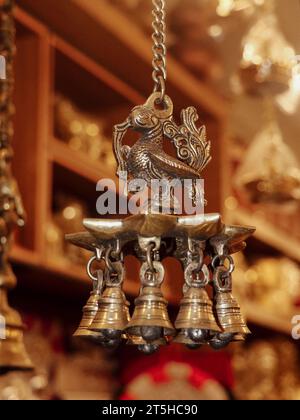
54 95 115 166
46 194 91 267
233 254 300 316
239 2 294 96
233 339 300 400
234 102 300 206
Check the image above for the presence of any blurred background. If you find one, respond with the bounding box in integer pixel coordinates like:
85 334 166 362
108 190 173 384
0 0 300 400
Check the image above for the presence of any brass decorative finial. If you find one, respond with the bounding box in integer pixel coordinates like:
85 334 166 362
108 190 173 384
0 0 33 374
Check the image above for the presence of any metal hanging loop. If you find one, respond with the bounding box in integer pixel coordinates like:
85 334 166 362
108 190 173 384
86 246 105 282
140 261 165 287
152 0 167 103
184 263 210 289
104 243 125 287
212 255 235 275
146 242 156 273
213 266 233 294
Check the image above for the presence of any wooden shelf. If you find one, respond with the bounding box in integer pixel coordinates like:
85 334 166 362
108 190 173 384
42 260 135 299
18 0 227 120
52 35 144 107
73 0 227 120
229 207 300 264
10 244 41 267
244 302 295 336
50 138 117 185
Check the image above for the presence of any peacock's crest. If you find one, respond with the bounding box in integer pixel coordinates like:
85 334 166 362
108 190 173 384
163 107 211 174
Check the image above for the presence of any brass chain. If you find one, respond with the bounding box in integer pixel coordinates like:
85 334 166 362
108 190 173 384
152 0 167 102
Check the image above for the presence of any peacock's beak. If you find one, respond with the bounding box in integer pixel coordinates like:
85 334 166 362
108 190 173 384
126 116 133 129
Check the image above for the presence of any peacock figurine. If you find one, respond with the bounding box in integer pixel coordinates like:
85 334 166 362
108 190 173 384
113 93 211 211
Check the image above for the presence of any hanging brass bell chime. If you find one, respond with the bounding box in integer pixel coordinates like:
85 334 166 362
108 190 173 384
66 0 255 356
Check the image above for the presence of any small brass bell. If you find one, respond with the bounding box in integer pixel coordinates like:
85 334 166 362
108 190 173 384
126 261 175 344
0 289 33 375
211 266 251 349
175 285 221 340
74 269 105 343
126 285 175 341
175 263 221 347
214 292 250 335
89 286 130 347
73 292 105 343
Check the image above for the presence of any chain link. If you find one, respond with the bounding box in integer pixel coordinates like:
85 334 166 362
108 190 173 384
152 0 167 102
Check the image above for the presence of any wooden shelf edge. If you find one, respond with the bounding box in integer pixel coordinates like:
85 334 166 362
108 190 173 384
229 207 300 264
10 244 41 267
10 246 179 303
50 137 117 185
244 302 295 336
15 6 49 37
42 258 90 285
51 35 145 106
